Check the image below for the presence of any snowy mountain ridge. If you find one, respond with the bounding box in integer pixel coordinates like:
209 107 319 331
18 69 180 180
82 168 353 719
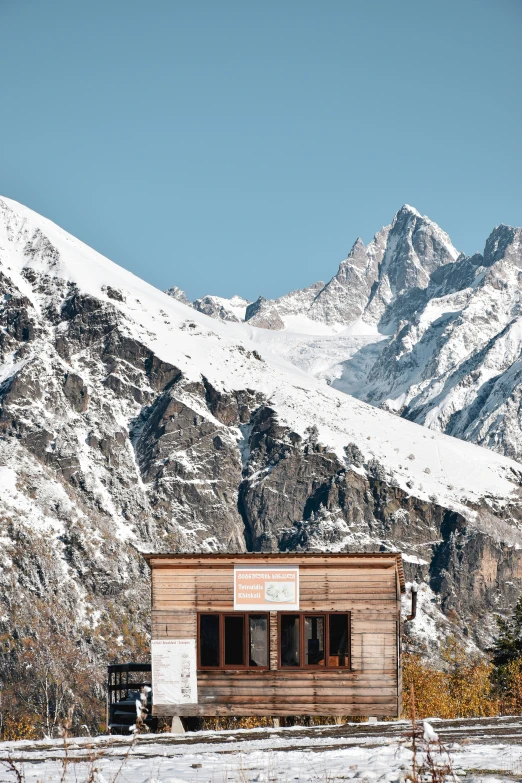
1 194 522 671
0 195 518 516
170 207 522 461
169 204 460 333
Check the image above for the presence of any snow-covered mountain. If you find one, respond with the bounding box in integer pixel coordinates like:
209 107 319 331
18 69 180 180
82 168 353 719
194 294 250 322
169 205 459 333
166 287 251 322
172 207 522 462
351 225 522 456
1 194 522 712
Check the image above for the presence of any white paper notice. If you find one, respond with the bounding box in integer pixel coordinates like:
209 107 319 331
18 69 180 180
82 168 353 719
151 639 198 705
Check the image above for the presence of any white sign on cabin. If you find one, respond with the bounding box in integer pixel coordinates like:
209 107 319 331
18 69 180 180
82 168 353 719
233 565 300 611
151 639 198 705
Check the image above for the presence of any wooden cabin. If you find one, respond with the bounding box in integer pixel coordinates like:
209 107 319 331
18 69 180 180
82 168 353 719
143 553 406 719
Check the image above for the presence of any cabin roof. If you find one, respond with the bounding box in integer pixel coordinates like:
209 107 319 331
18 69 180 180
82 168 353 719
141 551 406 593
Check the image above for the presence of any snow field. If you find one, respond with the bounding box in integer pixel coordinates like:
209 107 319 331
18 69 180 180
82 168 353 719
1 721 522 782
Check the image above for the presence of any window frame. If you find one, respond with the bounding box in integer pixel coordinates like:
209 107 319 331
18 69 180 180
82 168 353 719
278 611 351 670
197 612 270 671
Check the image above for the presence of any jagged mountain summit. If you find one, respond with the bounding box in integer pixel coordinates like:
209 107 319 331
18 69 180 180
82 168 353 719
168 205 459 333
307 205 460 331
320 220 522 462
346 224 522 456
170 207 522 462
1 194 522 675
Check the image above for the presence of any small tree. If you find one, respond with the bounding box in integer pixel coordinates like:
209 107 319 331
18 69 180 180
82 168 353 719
344 442 364 467
491 595 522 713
491 595 522 667
496 659 522 715
305 425 319 444
367 457 387 481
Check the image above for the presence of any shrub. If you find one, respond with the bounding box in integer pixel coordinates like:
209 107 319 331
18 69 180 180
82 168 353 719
491 595 522 713
495 659 522 715
403 637 498 719
368 457 387 481
491 595 522 667
344 442 364 467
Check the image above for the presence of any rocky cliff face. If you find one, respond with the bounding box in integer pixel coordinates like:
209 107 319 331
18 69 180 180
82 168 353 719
1 194 522 697
245 296 285 330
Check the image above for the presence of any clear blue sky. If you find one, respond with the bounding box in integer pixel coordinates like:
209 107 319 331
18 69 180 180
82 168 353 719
1 0 520 301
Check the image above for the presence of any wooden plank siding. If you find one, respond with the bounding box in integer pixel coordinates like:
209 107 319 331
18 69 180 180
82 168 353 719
145 554 404 718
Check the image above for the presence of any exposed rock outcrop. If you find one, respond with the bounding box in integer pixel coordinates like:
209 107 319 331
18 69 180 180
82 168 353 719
245 296 285 330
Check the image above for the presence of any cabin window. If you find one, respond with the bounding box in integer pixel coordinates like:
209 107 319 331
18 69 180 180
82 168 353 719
200 614 220 667
249 614 269 667
280 614 300 666
304 615 325 665
328 613 349 667
279 613 351 668
198 613 269 669
224 615 245 666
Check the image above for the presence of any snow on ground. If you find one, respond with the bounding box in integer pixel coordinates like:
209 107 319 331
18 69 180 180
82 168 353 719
2 196 522 521
270 314 382 336
243 326 388 386
1 720 522 782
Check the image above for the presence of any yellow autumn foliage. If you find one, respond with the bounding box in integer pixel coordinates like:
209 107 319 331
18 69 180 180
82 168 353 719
496 658 522 715
5 630 522 740
403 637 498 719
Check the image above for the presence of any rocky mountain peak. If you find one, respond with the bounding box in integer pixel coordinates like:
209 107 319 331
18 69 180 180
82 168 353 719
341 237 368 272
165 285 190 306
165 205 461 333
398 203 422 217
387 205 458 269
164 287 251 322
245 295 285 329
192 294 250 322
483 224 522 269
358 206 459 328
